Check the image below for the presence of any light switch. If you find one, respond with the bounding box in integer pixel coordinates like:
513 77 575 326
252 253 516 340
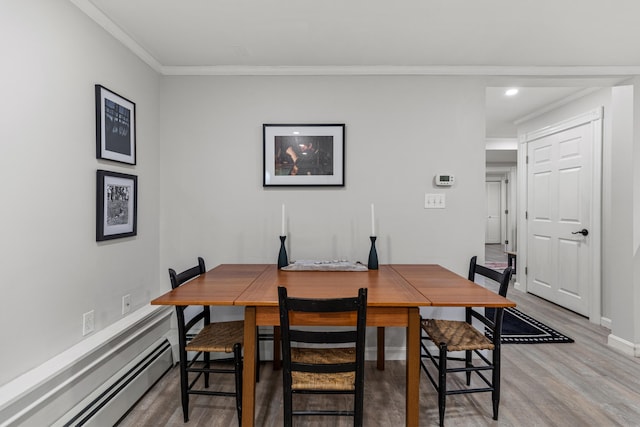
425 193 446 209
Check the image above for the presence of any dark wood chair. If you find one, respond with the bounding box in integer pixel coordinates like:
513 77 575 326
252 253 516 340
278 286 368 427
169 257 243 424
420 256 513 426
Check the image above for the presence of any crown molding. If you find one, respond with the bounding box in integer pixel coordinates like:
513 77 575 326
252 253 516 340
513 88 602 125
70 0 162 73
160 65 640 77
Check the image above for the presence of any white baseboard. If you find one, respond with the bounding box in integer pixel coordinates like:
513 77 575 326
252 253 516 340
0 305 174 426
600 316 612 329
513 280 526 292
607 333 640 357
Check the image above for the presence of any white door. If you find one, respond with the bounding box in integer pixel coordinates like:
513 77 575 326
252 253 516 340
486 181 502 244
526 122 593 316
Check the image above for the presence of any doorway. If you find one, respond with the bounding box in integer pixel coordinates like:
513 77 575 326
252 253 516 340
520 108 602 320
485 180 502 244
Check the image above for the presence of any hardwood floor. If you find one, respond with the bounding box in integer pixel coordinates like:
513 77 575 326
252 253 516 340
485 243 508 263
118 267 640 426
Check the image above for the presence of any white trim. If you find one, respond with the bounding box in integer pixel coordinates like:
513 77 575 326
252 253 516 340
513 88 602 126
515 133 528 290
524 108 603 142
519 108 603 324
486 138 518 150
69 0 162 73
0 305 173 424
601 316 612 329
607 333 640 357
159 65 640 77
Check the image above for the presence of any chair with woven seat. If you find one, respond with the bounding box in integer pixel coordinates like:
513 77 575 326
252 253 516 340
277 286 368 427
420 256 513 426
169 257 243 424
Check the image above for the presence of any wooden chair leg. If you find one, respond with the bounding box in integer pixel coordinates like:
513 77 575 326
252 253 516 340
179 351 189 422
204 351 210 388
233 343 243 425
283 371 293 427
438 343 447 427
492 348 501 420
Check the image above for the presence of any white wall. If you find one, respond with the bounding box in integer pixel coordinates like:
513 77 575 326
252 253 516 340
0 0 161 386
608 84 636 345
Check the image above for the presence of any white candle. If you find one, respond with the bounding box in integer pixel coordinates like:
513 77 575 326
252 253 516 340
371 203 375 236
281 204 286 236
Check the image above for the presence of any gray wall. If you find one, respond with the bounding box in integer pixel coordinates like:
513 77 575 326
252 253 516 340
158 75 486 276
0 0 161 385
158 76 488 346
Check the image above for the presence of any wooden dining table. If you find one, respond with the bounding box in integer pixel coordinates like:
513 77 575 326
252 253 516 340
151 263 515 427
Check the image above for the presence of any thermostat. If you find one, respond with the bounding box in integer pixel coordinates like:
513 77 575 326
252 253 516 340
435 174 455 186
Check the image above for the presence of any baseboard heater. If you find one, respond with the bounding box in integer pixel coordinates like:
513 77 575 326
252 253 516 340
59 339 173 426
0 306 175 427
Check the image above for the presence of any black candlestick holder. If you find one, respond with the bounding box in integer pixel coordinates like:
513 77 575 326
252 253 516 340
278 235 289 269
368 236 379 270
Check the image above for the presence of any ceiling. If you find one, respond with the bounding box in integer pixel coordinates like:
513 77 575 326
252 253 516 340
80 0 640 70
74 0 636 150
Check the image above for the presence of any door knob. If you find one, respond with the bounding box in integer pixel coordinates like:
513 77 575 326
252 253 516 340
571 229 589 236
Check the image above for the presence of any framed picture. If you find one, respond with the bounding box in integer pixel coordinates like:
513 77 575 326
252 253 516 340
95 84 136 165
96 170 137 241
263 124 345 187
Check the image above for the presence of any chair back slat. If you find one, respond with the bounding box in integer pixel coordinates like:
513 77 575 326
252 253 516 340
468 255 512 297
285 296 361 313
169 257 206 289
290 329 357 344
292 362 356 374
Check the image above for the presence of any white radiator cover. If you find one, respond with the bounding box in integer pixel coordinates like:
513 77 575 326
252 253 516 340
0 306 174 427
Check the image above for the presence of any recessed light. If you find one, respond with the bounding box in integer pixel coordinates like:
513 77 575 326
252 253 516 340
293 131 300 135
505 88 519 96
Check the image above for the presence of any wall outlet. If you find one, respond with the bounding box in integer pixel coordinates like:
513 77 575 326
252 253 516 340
82 310 94 336
122 294 131 315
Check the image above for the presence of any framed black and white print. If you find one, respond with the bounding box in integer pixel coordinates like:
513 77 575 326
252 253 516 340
263 124 345 187
95 85 136 165
96 170 137 241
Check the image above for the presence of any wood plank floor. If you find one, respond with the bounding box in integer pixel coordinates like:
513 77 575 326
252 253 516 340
118 268 640 426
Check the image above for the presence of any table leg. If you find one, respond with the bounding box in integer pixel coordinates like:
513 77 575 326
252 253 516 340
273 326 281 370
377 327 385 370
242 307 256 427
406 307 420 427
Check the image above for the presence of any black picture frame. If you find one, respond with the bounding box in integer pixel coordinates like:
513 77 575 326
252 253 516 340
263 124 345 187
95 84 136 165
96 170 138 241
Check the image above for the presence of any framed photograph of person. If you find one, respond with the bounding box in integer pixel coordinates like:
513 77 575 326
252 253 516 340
95 84 136 165
96 170 138 241
263 124 345 187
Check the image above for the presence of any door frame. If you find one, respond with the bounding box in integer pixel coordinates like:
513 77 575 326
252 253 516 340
516 108 603 323
486 166 517 251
